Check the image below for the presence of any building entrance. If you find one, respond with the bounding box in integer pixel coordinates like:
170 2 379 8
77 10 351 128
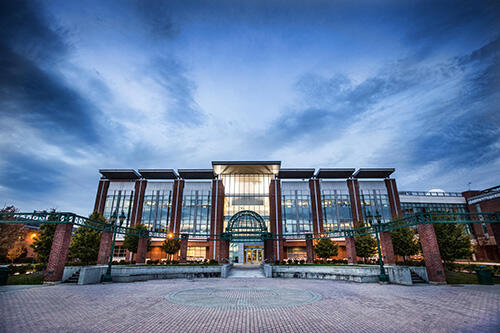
244 247 263 264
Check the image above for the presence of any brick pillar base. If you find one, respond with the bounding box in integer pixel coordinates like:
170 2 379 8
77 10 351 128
218 239 230 264
346 236 357 264
264 238 274 263
179 235 188 264
136 237 148 264
44 223 73 282
306 234 314 264
97 232 113 264
417 224 446 283
380 232 396 265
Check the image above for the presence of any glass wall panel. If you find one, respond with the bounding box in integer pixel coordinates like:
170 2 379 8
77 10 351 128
187 246 206 260
103 182 135 228
221 174 272 230
141 182 173 232
180 182 212 236
281 182 313 234
320 181 353 231
359 181 391 223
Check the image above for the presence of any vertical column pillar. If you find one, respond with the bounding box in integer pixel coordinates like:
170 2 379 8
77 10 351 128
97 230 113 264
136 236 148 264
381 178 399 265
179 234 189 264
169 179 185 235
306 234 314 264
219 239 230 264
210 179 225 261
309 179 324 234
44 223 73 282
417 223 446 283
345 235 357 264
130 179 147 228
94 178 110 214
270 179 284 263
379 232 395 264
264 237 274 263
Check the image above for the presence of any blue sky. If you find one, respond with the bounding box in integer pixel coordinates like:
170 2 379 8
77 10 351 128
0 0 499 215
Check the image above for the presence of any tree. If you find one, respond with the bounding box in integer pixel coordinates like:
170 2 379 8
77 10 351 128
31 211 59 263
0 206 26 262
434 222 472 266
354 222 377 263
162 238 181 260
391 226 421 263
314 238 339 259
7 242 25 263
122 224 151 255
68 211 106 265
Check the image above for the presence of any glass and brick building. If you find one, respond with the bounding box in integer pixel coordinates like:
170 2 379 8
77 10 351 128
93 161 500 263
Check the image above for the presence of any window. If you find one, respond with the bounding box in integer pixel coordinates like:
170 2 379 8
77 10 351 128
321 191 352 231
113 246 126 258
142 190 172 232
282 190 313 234
187 247 206 259
103 190 134 228
287 247 306 259
360 190 391 224
180 188 211 235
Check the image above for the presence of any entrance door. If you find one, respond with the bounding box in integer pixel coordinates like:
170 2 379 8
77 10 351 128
244 248 263 264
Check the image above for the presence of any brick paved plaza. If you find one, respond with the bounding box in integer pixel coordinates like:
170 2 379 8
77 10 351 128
1 278 500 332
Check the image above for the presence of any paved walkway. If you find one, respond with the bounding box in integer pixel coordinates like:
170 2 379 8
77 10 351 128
1 278 499 332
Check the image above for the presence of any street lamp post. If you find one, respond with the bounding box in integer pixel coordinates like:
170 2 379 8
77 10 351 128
103 211 126 283
366 210 389 283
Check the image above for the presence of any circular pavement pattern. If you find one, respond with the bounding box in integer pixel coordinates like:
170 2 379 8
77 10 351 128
165 286 322 309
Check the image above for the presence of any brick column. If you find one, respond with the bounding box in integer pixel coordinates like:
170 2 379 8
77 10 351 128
306 234 314 264
270 179 284 263
94 178 110 214
130 179 147 228
210 179 225 261
380 232 395 264
97 231 113 264
345 236 357 264
179 234 188 263
170 179 185 235
417 223 446 283
44 223 73 282
264 237 274 263
384 178 402 218
136 236 148 264
347 179 363 227
218 239 230 264
309 179 324 234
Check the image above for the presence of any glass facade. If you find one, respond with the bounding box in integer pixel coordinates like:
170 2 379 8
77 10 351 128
221 174 273 230
179 182 212 236
281 182 313 234
401 202 468 216
141 182 173 232
187 246 206 259
359 181 392 224
103 182 135 228
320 181 353 231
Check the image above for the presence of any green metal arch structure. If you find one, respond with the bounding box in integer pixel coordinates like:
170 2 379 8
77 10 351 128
222 210 271 242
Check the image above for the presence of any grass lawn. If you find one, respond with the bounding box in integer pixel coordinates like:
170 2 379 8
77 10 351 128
7 273 44 285
445 270 500 284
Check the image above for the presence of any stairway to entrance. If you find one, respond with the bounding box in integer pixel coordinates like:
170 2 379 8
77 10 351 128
228 264 266 278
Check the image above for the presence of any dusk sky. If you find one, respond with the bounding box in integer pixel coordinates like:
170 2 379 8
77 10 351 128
1 0 499 215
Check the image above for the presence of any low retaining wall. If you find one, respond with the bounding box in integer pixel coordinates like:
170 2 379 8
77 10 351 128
267 265 429 285
63 265 224 285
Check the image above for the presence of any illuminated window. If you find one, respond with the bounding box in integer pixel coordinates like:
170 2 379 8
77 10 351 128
187 246 206 259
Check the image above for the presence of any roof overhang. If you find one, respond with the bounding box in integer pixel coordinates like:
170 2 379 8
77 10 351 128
178 169 214 179
316 168 355 179
278 168 315 179
138 169 178 179
99 169 140 180
353 168 395 179
212 161 281 175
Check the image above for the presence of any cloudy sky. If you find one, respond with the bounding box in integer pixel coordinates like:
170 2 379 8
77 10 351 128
1 0 499 215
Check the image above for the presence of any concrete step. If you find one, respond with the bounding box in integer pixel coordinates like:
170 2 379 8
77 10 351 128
410 271 426 284
228 264 265 278
64 271 80 283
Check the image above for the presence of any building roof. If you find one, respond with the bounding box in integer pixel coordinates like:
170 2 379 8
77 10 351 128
212 161 281 166
99 169 141 179
177 169 215 179
138 169 178 179
353 168 394 179
315 168 355 179
278 168 315 179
